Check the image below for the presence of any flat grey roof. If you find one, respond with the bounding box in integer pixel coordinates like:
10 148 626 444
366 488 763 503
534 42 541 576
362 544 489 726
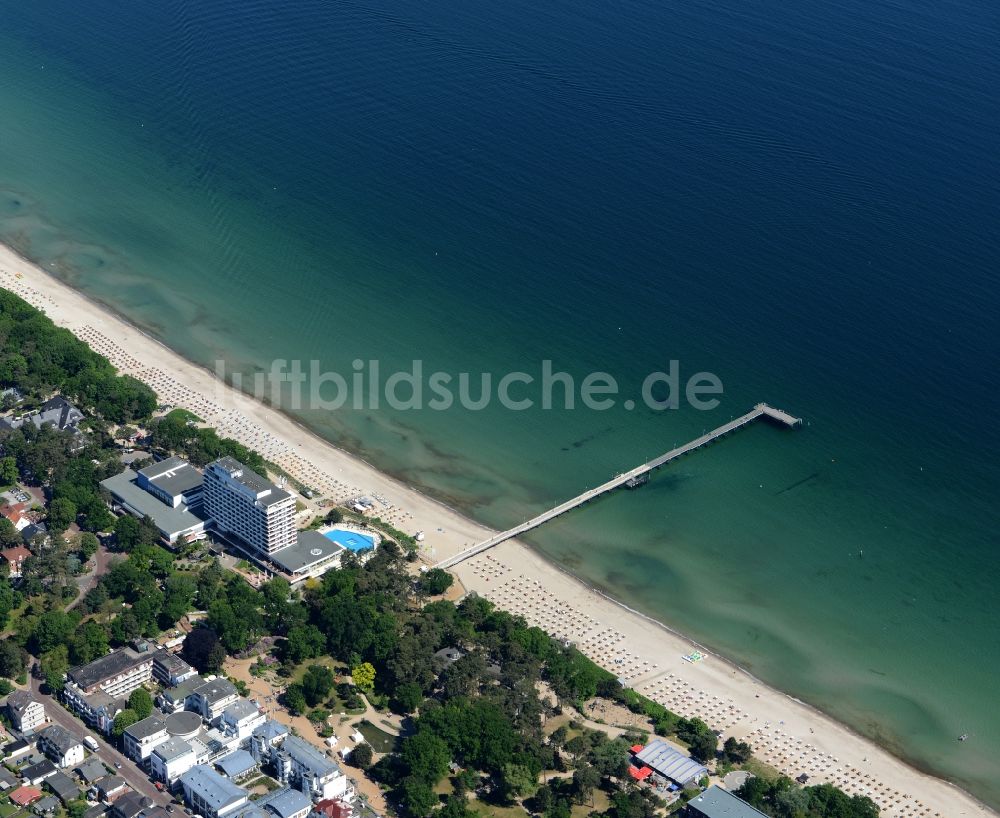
216 750 257 779
124 714 166 741
685 787 771 818
634 739 708 785
100 470 206 537
152 736 193 762
279 735 339 778
270 530 345 574
222 699 260 721
180 765 247 810
139 456 203 496
209 458 291 507
192 677 237 704
257 787 311 818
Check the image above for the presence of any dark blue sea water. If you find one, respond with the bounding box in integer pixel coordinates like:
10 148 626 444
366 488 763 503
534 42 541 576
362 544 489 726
1 0 998 803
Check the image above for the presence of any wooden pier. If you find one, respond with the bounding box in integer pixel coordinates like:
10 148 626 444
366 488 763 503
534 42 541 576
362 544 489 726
434 403 801 570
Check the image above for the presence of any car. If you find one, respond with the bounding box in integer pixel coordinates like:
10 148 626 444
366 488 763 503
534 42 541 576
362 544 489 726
115 762 122 769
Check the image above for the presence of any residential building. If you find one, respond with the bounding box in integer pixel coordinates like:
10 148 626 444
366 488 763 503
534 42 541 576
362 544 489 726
249 720 288 762
215 750 259 783
1 506 30 533
271 735 350 802
159 675 204 713
187 678 239 721
0 767 18 791
65 648 153 703
151 651 198 687
683 786 770 818
75 758 109 786
34 795 60 814
44 771 80 804
110 793 152 818
202 458 295 555
1 544 33 578
36 726 85 769
94 776 129 803
22 760 58 786
9 786 43 807
7 689 46 732
84 804 110 818
122 715 169 763
150 737 202 787
217 699 265 741
252 788 312 818
180 765 248 818
69 690 125 736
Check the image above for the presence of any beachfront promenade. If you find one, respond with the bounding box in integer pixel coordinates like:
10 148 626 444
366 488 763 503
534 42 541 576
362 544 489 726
435 403 801 570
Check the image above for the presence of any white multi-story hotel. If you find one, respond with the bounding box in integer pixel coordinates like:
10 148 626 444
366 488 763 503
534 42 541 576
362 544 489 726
64 648 154 723
202 458 296 555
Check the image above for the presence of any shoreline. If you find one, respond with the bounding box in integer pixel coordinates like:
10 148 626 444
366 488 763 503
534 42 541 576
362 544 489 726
0 240 993 818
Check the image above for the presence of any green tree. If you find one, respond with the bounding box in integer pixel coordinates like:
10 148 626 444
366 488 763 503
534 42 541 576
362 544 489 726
352 661 376 693
571 764 600 805
39 645 69 692
351 743 374 770
48 497 77 532
79 532 100 560
112 709 139 737
0 456 18 487
284 684 308 715
420 569 453 596
128 687 154 719
400 777 438 818
0 638 28 679
70 621 110 666
500 763 538 801
284 624 325 664
302 664 336 706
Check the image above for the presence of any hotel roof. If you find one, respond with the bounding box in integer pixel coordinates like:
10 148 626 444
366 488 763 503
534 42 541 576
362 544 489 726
222 699 261 722
138 457 204 496
123 714 167 741
216 750 257 780
100 470 206 538
152 736 194 762
209 458 292 507
252 720 288 743
270 530 345 574
633 739 708 786
278 735 339 778
256 787 311 818
191 677 237 705
67 647 149 691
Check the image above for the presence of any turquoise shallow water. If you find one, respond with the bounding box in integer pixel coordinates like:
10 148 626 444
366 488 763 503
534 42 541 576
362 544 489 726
1 0 998 803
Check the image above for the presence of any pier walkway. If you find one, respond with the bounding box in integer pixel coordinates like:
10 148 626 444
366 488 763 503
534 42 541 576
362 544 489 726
434 403 800 570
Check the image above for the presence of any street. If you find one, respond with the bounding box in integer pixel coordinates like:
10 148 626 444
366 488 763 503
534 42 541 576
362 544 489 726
29 672 171 807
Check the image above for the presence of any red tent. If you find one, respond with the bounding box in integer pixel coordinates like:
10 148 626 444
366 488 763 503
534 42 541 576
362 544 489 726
628 765 652 781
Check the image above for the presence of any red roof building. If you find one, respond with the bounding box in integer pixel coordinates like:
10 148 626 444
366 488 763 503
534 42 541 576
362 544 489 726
313 800 352 818
1 503 29 531
10 786 43 806
1 545 33 578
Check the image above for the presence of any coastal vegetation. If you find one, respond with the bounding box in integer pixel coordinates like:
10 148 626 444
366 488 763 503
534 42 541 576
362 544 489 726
0 288 880 818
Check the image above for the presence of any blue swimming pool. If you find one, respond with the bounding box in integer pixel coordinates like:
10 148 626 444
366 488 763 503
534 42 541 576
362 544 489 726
323 528 376 553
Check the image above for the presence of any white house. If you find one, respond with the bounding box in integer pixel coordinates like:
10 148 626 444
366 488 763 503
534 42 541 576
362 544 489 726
37 725 85 769
217 700 265 742
6 690 46 732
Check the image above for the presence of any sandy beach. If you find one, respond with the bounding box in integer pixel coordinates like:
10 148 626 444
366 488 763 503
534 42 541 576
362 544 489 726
0 241 992 818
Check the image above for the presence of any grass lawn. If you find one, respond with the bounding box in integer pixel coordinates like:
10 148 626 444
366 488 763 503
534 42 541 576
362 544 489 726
472 803 529 818
356 720 399 754
0 801 23 818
